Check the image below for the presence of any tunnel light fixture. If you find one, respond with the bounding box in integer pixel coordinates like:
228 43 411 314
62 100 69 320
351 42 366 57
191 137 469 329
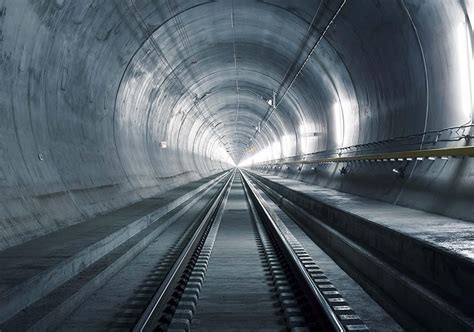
299 123 316 154
333 102 345 147
456 21 473 123
416 157 424 161
392 167 405 178
398 158 404 161
441 156 449 160
160 141 167 149
281 135 295 157
428 156 437 160
266 90 276 108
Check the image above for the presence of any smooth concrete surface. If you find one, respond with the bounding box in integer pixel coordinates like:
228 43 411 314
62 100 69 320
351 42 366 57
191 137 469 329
247 170 474 329
248 176 403 332
249 171 474 270
191 176 283 331
1 182 213 331
0 171 227 324
53 178 226 331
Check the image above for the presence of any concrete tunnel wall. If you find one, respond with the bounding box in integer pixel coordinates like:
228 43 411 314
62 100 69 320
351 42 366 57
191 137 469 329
0 0 236 250
247 0 474 223
0 0 473 250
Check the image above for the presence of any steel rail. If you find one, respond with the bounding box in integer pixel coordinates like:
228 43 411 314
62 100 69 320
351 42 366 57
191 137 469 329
240 170 345 332
133 170 235 332
256 145 474 166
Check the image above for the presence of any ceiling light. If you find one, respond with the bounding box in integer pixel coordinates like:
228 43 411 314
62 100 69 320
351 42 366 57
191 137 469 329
392 167 405 178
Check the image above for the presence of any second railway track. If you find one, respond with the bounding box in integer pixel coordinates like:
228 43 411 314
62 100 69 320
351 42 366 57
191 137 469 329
133 170 367 332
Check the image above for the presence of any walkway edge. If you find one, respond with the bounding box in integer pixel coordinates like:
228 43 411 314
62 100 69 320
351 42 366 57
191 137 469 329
0 171 230 324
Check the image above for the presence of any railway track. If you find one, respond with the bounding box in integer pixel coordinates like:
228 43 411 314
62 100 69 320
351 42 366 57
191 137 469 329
131 170 367 332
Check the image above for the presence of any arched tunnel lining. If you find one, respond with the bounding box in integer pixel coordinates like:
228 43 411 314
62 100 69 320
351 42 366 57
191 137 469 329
0 0 473 250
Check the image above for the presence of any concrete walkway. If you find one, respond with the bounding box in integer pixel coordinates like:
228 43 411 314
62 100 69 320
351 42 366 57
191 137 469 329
251 172 474 261
247 170 474 330
0 171 227 324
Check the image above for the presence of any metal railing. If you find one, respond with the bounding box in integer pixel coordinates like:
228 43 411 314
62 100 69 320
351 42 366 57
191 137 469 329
255 146 474 167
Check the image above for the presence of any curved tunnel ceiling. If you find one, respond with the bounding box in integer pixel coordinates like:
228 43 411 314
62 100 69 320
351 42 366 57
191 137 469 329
0 0 473 248
116 0 474 165
125 0 362 163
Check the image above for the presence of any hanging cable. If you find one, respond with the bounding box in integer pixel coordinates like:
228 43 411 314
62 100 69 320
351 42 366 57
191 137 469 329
242 0 347 162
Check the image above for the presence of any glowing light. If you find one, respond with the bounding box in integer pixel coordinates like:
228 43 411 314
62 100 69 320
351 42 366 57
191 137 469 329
271 141 281 159
456 21 473 122
299 123 315 154
281 135 294 157
333 101 346 147
211 143 235 166
238 140 282 167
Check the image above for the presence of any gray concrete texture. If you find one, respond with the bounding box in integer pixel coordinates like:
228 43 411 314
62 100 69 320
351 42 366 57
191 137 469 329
191 175 284 331
248 178 403 331
0 171 228 325
248 171 474 298
0 0 473 250
247 170 474 330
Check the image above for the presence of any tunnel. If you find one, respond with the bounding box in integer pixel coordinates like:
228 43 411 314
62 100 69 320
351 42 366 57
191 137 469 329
0 0 473 331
